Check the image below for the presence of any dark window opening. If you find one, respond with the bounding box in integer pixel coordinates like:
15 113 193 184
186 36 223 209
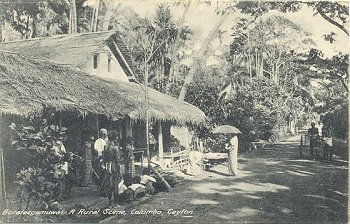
93 54 98 69
108 58 111 72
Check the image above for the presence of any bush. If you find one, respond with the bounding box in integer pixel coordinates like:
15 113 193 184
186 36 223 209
10 118 67 210
186 78 311 149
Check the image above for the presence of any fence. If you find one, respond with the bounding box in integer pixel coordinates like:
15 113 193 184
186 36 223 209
299 134 310 157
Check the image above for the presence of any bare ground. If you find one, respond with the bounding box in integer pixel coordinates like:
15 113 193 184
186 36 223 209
101 135 348 224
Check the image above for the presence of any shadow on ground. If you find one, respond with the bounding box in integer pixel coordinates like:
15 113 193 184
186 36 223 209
104 136 348 224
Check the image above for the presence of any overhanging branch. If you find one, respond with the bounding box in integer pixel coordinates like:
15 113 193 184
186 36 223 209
316 7 349 36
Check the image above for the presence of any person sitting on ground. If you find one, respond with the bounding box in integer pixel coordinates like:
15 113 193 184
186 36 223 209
129 176 147 199
118 180 133 202
308 122 319 159
140 168 156 195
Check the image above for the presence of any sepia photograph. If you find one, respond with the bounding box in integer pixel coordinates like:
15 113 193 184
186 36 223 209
0 0 348 223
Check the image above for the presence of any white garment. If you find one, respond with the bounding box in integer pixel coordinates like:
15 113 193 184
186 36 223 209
230 136 238 150
118 180 128 194
94 138 107 157
228 136 238 176
52 143 68 174
58 144 68 174
129 184 146 191
140 175 156 185
62 162 69 174
186 151 203 176
324 137 333 146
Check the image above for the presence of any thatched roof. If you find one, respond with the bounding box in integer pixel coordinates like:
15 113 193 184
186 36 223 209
0 31 137 79
0 51 205 125
115 81 206 124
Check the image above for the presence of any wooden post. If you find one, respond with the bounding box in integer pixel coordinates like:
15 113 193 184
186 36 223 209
0 147 9 221
0 115 9 220
145 62 151 168
124 117 133 138
300 135 303 157
158 122 164 168
96 116 99 138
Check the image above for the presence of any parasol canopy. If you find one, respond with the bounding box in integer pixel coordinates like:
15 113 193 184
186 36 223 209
212 125 241 134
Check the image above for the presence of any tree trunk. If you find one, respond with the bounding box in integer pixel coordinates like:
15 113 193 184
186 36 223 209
178 9 233 101
102 0 115 30
168 0 191 85
160 54 165 92
255 50 259 77
0 11 3 42
259 55 264 78
91 0 100 32
31 15 37 38
275 63 280 84
271 62 274 81
275 49 281 84
25 15 30 39
158 122 164 168
247 34 251 79
69 0 77 34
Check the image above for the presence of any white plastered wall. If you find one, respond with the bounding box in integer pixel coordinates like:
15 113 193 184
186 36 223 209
81 47 130 82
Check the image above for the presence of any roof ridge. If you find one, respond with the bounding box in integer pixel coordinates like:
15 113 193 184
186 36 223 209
0 30 118 44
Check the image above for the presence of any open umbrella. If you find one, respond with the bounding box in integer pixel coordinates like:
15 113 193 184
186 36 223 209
212 125 241 134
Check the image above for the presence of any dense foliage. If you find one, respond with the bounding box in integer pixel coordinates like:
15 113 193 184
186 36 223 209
10 118 67 210
1 0 348 147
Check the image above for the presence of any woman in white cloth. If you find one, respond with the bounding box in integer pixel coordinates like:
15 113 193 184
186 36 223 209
186 151 203 176
226 133 238 176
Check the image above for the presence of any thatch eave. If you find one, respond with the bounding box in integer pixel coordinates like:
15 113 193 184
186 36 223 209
0 50 206 125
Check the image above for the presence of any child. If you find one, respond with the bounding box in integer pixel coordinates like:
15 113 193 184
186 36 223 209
124 137 135 187
81 137 94 186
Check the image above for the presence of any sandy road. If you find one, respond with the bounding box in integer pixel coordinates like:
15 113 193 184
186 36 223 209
101 135 348 223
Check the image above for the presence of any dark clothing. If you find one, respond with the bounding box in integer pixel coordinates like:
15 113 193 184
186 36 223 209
124 144 135 187
308 127 319 137
104 142 121 203
81 146 93 186
308 127 319 158
125 158 135 187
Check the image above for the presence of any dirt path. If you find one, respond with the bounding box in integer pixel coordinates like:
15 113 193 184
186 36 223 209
101 135 348 223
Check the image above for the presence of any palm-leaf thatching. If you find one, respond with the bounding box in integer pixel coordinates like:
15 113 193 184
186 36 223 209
0 51 136 118
0 31 137 79
117 81 206 124
0 51 205 125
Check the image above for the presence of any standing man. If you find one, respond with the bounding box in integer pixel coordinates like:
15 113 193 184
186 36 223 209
93 129 108 189
104 131 122 205
94 129 108 158
322 125 334 161
308 122 319 159
226 133 239 176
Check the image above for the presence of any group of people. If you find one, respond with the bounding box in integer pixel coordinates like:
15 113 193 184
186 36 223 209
308 122 334 161
51 128 138 204
90 129 136 204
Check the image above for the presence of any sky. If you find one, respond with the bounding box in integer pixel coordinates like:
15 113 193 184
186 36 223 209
88 0 349 58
